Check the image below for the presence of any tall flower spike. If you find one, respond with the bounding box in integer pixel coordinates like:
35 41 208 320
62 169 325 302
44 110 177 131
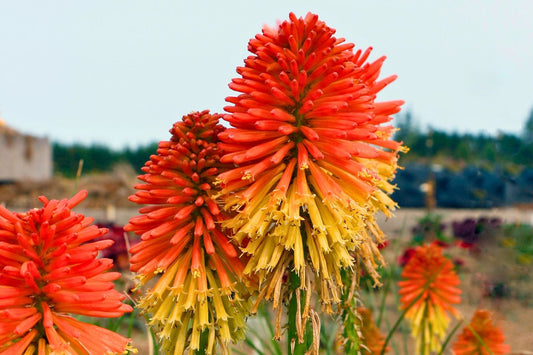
452 309 510 355
398 243 462 354
217 11 404 316
125 111 251 354
0 190 133 354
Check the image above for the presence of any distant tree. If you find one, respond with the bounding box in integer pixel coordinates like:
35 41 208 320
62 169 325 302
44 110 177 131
52 141 159 176
454 140 471 161
523 107 533 143
394 110 420 146
495 133 521 164
121 142 159 172
53 143 119 176
481 141 497 163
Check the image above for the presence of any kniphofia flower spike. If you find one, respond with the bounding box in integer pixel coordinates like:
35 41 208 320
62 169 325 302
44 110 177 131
0 190 133 354
217 12 404 317
125 111 251 354
398 243 461 354
452 309 510 355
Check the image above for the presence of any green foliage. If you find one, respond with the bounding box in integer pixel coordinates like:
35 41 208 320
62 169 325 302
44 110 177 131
410 214 450 246
502 223 533 265
52 141 158 176
522 107 533 143
121 143 160 173
339 268 362 355
234 305 283 355
394 110 533 169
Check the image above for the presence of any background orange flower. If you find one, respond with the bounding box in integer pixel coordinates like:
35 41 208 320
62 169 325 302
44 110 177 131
453 310 510 355
357 307 388 354
398 243 461 354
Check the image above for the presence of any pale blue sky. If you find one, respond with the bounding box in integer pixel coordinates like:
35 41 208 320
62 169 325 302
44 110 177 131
1 0 532 149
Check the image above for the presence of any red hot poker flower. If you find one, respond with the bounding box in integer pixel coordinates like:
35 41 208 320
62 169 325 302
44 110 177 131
0 190 132 354
398 243 461 354
125 111 251 354
218 12 404 312
453 309 510 355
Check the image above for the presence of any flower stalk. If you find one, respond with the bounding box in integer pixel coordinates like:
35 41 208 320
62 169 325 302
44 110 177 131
287 270 308 355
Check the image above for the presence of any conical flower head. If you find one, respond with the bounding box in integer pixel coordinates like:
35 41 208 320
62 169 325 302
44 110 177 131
398 243 461 354
0 190 132 354
218 12 404 310
125 111 251 354
452 310 510 355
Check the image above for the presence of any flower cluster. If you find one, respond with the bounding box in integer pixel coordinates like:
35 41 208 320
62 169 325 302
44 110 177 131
398 243 461 354
217 12 404 317
452 310 510 355
125 111 251 354
0 190 132 354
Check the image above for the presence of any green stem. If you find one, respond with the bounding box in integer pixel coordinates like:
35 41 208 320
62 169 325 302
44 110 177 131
437 319 464 355
468 324 494 355
365 278 377 312
380 264 445 355
127 307 136 338
383 315 400 355
380 296 416 355
143 314 160 355
287 271 307 355
376 269 392 327
402 323 409 355
419 314 428 355
194 330 209 355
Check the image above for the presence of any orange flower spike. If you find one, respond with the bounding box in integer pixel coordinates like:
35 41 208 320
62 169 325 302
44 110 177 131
398 243 462 354
0 191 133 354
453 310 510 355
218 13 404 319
126 111 251 354
356 307 389 355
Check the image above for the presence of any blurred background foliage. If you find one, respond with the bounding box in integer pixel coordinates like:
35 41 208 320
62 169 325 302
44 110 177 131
53 141 158 177
394 108 533 170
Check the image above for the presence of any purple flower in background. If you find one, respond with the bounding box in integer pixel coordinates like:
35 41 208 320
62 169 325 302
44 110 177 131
452 217 502 245
95 223 139 270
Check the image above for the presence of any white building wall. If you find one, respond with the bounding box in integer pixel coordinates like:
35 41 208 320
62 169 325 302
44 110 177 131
0 132 52 181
